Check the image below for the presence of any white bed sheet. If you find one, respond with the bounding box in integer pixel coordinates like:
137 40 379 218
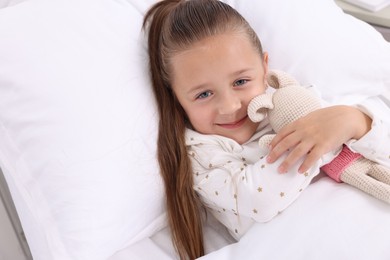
112 174 390 260
110 213 234 260
200 175 390 260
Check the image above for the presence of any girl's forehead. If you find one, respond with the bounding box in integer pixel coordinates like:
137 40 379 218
174 32 255 58
170 33 264 89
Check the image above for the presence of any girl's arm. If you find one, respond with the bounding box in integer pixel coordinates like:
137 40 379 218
267 93 390 173
187 132 324 239
346 93 390 167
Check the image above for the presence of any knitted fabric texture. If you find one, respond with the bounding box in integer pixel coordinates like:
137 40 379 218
247 92 273 123
341 157 390 202
321 145 362 183
248 70 322 132
267 86 321 132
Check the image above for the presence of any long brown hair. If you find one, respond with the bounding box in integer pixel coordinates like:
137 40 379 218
142 1 263 259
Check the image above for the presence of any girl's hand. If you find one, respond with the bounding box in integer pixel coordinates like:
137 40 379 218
267 105 372 173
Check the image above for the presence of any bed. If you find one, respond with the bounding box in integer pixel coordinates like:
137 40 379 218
0 0 390 259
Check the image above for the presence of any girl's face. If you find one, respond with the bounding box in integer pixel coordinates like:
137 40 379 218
171 33 268 144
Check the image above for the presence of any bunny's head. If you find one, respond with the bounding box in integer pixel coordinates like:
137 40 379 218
248 70 322 132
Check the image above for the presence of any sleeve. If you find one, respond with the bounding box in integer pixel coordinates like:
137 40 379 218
188 139 322 238
346 91 390 168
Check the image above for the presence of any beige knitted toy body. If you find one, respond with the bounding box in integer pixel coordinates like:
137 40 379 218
248 70 390 204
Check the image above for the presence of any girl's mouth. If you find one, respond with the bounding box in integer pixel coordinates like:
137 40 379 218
217 115 248 129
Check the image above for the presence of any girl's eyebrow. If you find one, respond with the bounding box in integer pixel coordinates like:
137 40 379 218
230 68 254 77
187 83 209 95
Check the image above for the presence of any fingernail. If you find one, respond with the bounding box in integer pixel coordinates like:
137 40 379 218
278 165 286 174
266 156 272 163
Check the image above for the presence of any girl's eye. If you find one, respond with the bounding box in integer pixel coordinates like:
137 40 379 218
196 91 212 100
234 79 248 86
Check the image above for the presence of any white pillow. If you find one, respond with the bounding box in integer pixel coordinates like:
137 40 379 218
0 0 389 260
228 0 390 104
0 0 165 260
0 0 24 8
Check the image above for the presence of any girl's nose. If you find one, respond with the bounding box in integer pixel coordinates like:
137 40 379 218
217 92 241 115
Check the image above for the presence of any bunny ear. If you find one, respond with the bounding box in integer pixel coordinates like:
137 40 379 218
247 93 274 122
266 70 300 89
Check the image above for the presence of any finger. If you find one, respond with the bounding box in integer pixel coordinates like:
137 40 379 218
298 146 323 173
267 132 300 164
269 124 295 150
277 142 314 173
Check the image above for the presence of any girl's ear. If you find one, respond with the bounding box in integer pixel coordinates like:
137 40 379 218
262 52 269 74
262 52 269 85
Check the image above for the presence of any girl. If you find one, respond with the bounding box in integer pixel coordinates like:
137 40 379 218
143 0 390 259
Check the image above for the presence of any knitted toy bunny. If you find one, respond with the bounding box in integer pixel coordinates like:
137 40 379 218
248 70 390 204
